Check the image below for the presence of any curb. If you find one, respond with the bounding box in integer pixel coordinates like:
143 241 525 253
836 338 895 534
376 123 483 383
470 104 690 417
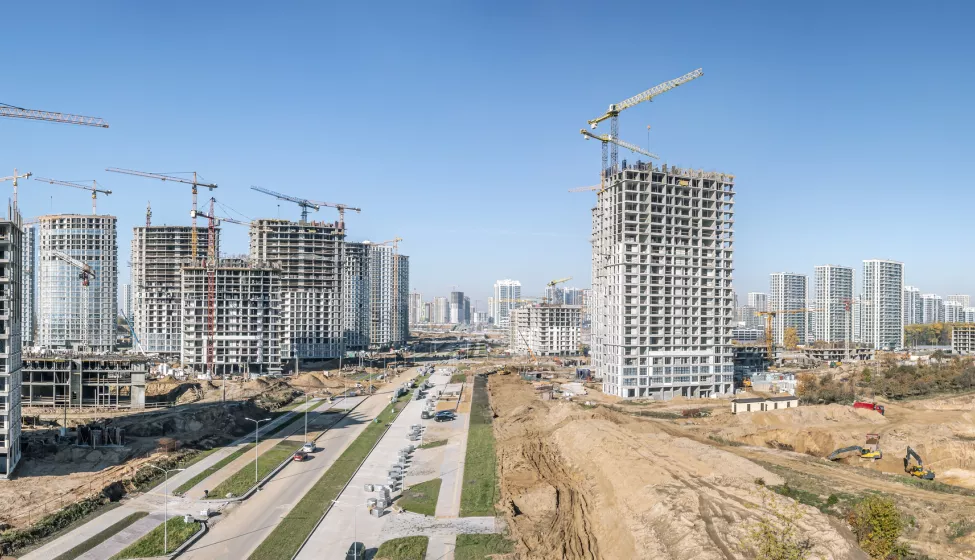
290 374 432 559
202 398 368 504
170 519 208 559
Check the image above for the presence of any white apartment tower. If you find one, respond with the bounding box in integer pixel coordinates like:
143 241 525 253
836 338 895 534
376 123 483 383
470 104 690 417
944 300 964 323
592 163 735 400
862 259 904 349
769 272 808 345
449 291 465 324
408 291 422 326
249 219 344 361
21 224 35 347
509 305 582 356
903 286 922 326
343 242 370 350
365 243 409 348
131 226 214 355
0 208 23 477
38 215 118 351
492 279 521 329
120 283 132 320
746 292 768 312
947 295 971 308
814 265 854 343
433 297 449 324
921 294 943 324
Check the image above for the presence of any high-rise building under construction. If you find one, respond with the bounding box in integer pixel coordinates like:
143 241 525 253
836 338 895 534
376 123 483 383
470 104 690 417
21 224 35 347
592 163 735 400
0 207 23 477
131 226 215 355
37 215 117 351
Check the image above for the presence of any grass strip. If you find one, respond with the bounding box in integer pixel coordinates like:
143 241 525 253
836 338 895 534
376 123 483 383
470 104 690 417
418 439 447 449
449 373 467 384
211 440 299 498
52 511 148 560
248 393 413 560
110 517 200 559
399 478 442 516
460 375 498 517
173 444 255 495
454 534 514 560
375 536 428 560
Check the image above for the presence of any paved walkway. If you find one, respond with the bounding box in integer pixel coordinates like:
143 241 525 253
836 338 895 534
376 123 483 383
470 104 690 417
296 369 456 560
433 404 470 518
75 511 166 560
21 396 328 560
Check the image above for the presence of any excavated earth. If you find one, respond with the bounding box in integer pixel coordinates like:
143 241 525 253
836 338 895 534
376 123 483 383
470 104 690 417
489 374 866 560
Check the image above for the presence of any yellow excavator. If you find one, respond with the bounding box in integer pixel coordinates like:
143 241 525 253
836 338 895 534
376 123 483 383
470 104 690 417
905 446 936 480
828 446 883 461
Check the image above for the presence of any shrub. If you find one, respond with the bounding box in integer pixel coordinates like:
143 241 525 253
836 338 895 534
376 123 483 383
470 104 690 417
742 490 813 560
847 496 903 559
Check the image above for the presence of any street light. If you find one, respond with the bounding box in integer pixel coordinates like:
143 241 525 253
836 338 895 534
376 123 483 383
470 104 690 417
141 465 185 555
303 392 310 443
244 417 270 484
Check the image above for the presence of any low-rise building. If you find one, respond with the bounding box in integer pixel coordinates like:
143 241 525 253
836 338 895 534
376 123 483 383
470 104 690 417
800 345 875 363
731 395 799 414
750 372 798 395
952 324 975 355
22 353 148 409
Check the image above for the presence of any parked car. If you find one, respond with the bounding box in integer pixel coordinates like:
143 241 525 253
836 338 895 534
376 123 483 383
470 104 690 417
435 411 457 423
301 442 316 453
293 450 308 462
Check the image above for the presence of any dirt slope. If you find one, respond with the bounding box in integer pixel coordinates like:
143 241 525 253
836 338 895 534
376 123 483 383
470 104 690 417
489 374 865 560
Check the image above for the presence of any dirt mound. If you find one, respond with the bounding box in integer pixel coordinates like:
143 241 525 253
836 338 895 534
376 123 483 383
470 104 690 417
490 375 863 559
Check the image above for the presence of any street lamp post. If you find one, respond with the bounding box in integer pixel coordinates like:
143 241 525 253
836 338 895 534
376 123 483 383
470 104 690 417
142 465 185 555
303 392 309 443
244 417 270 484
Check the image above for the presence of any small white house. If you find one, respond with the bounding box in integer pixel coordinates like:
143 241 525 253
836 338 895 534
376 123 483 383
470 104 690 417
731 395 800 414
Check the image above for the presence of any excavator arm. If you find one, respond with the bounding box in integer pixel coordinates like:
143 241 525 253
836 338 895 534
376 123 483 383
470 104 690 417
828 446 865 461
904 446 936 480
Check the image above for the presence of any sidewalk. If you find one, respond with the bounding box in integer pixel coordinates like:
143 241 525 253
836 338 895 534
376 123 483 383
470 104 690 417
74 511 166 560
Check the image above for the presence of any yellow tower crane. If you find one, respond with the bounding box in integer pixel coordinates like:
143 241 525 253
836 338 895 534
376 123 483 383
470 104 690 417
756 309 821 365
34 177 112 215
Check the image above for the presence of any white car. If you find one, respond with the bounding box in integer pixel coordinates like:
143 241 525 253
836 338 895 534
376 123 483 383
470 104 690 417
301 442 316 453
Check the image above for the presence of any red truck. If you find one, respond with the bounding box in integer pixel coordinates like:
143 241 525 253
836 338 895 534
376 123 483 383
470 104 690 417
853 401 885 416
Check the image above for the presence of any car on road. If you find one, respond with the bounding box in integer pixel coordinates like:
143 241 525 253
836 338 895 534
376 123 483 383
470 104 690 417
293 450 308 462
301 442 315 453
345 542 366 559
435 411 457 423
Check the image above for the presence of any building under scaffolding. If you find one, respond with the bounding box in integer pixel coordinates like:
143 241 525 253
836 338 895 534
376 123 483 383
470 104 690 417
22 353 147 409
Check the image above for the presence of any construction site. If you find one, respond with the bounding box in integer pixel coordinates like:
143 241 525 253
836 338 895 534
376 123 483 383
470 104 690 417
21 352 148 409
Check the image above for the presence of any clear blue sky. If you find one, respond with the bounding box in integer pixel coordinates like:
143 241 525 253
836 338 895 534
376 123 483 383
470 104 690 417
3 2 974 306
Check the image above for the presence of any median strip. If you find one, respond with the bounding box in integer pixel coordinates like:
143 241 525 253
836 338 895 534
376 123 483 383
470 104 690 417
174 444 255 496
210 441 301 499
109 517 200 560
460 374 498 517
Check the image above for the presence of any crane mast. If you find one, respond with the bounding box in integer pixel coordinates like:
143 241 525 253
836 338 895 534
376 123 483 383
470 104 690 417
34 177 112 214
0 169 32 209
250 186 320 223
106 168 217 259
191 199 221 386
0 102 109 128
308 199 361 229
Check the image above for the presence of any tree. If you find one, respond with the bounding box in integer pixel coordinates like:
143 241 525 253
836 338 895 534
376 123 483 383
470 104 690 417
783 327 799 350
742 490 813 560
847 496 903 559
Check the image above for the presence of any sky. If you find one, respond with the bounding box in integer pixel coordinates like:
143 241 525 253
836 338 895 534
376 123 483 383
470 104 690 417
3 1 975 307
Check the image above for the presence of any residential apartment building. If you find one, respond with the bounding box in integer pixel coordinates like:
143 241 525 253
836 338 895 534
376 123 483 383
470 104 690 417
747 292 768 312
947 295 971 308
131 226 214 355
342 241 370 350
952 324 975 355
433 297 449 324
903 286 922 326
492 279 521 329
921 294 943 324
862 259 904 350
38 215 118 351
21 224 35 347
180 259 281 378
366 243 409 348
408 291 422 326
591 163 735 400
944 301 965 323
120 283 132 320
449 291 465 324
813 265 853 343
249 219 344 361
769 273 808 345
486 297 494 323
0 209 23 477
509 305 582 356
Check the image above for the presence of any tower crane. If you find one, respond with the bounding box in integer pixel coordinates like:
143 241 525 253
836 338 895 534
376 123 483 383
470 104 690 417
250 186 320 223
106 168 218 259
0 102 109 128
51 250 95 351
568 185 599 193
587 68 702 175
756 309 821 365
580 130 659 186
187 199 219 384
33 177 112 215
0 169 32 209
545 277 572 304
308 199 361 229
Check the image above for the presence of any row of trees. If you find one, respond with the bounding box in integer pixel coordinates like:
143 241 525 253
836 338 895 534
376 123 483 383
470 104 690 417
799 353 975 402
904 323 956 347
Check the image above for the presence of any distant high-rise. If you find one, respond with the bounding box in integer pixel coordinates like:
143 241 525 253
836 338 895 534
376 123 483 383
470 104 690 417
903 286 922 326
944 300 964 323
486 297 495 323
948 295 971 308
463 296 471 325
747 292 768 312
449 291 465 324
21 224 35 347
492 279 521 329
38 215 118 351
769 273 808 345
120 283 132 320
814 265 854 343
343 241 370 350
408 291 422 326
862 259 904 350
921 294 943 324
433 296 449 324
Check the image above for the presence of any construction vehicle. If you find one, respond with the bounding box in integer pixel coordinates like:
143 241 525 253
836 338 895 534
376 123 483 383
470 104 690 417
853 401 886 416
829 434 883 460
904 446 935 480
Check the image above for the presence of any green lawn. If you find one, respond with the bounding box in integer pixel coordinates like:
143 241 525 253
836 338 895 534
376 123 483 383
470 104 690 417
454 534 514 560
52 512 148 560
174 443 255 495
460 375 498 517
248 394 412 560
450 373 467 384
110 516 200 559
211 440 300 498
398 478 441 516
418 439 447 449
375 536 428 560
